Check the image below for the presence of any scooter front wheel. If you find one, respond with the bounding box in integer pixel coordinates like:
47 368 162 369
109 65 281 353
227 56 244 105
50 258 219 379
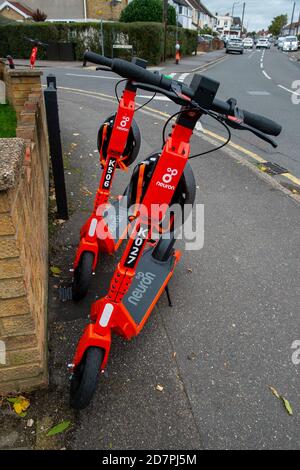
72 251 94 301
70 347 104 410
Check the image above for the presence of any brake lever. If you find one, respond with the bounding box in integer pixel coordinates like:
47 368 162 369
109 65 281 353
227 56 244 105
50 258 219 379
132 81 191 106
224 116 278 148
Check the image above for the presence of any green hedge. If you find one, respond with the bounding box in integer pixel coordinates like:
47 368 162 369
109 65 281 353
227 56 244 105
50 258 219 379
0 21 197 65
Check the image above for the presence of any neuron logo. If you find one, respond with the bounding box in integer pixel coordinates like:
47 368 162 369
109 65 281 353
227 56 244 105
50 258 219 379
0 340 6 365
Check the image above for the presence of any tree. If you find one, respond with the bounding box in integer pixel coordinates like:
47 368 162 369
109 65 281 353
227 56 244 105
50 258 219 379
31 9 47 22
268 14 288 36
120 0 176 26
199 26 214 36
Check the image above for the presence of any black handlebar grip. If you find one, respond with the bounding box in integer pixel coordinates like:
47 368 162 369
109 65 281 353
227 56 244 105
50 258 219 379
243 110 282 137
111 59 173 90
212 98 282 137
84 51 112 68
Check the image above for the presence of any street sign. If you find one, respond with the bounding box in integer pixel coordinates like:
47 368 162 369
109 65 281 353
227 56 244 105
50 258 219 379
0 80 6 104
112 45 133 49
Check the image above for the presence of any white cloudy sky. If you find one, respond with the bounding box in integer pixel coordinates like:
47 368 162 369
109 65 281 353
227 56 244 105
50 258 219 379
204 0 299 31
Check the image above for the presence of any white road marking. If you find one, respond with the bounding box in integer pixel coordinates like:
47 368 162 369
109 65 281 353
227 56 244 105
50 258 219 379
178 73 189 82
262 70 272 80
148 66 165 71
65 73 119 80
278 84 300 97
260 63 263 68
247 91 271 96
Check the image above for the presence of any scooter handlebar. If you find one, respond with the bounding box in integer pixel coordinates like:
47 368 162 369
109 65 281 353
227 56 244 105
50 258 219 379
83 52 282 138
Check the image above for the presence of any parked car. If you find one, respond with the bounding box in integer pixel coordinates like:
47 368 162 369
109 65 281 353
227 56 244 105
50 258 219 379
243 37 254 49
282 36 299 52
226 37 244 54
256 38 271 49
277 37 285 49
198 34 213 45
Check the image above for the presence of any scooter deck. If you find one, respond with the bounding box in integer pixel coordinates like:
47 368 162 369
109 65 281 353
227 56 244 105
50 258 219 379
122 247 177 326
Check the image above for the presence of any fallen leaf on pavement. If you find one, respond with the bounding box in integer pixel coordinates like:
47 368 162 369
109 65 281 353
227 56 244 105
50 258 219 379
156 384 164 392
269 386 280 399
268 386 293 416
50 266 61 276
281 397 293 416
47 421 71 436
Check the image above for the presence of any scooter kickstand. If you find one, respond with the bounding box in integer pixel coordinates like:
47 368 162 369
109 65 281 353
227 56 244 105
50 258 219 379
165 285 173 307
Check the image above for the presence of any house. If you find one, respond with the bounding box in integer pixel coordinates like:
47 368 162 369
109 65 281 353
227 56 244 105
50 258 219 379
0 0 129 22
170 0 193 30
214 13 234 36
282 21 300 36
0 1 33 21
197 1 215 30
214 13 246 37
170 0 215 31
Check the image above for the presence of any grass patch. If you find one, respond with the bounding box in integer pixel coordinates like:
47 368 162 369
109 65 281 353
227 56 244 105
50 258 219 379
0 103 17 138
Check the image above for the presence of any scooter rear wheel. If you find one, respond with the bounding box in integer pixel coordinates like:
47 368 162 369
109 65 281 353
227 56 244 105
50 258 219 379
72 251 94 301
70 347 104 410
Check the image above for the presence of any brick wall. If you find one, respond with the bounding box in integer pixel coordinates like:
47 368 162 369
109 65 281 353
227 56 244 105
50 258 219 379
1 66 43 119
0 67 49 394
87 0 128 21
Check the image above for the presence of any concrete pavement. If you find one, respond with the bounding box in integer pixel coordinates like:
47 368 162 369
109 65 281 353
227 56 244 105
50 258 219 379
11 49 225 72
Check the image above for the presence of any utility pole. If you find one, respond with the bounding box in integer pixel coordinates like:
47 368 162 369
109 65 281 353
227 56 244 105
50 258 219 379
232 1 240 18
241 2 246 37
289 2 296 35
195 9 200 55
163 0 168 62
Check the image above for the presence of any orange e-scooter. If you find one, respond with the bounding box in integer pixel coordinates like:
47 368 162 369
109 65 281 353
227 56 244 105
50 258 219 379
69 52 282 410
72 57 148 301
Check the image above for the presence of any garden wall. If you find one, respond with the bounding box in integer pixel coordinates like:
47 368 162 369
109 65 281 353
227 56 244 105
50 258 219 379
0 65 49 394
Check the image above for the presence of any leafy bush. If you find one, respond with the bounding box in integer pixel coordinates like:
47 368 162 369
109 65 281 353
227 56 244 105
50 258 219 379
199 26 214 36
166 26 197 57
0 21 196 65
120 0 176 26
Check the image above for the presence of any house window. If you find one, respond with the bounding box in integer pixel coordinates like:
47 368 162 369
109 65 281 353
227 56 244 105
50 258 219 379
179 6 183 14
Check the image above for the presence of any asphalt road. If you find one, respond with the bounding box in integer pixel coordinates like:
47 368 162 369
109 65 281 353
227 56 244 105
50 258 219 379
42 46 300 178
